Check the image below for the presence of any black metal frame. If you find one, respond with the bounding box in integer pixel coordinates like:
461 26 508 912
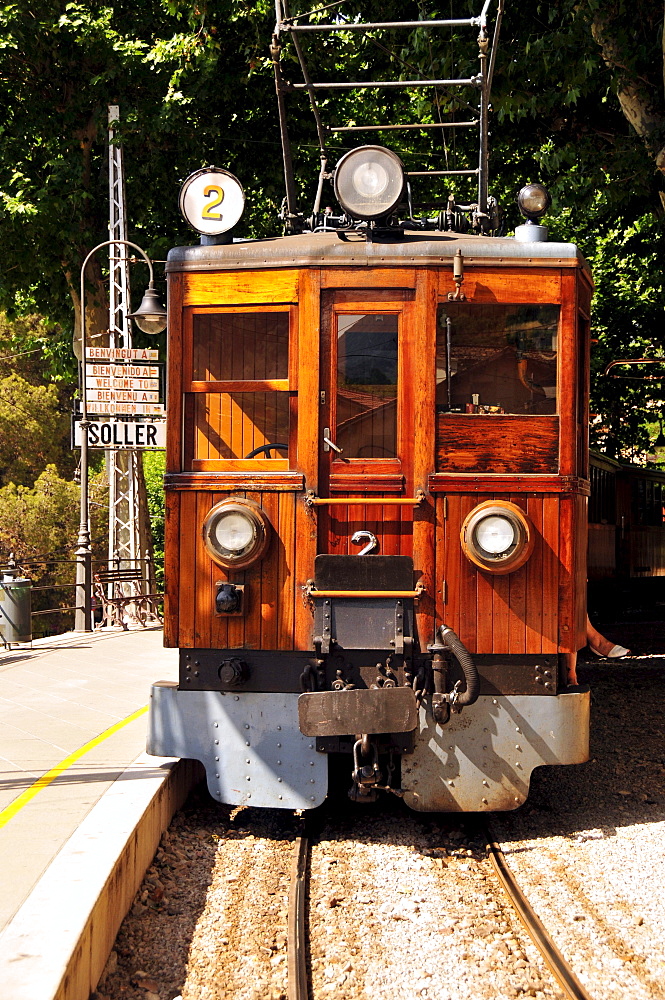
271 0 504 232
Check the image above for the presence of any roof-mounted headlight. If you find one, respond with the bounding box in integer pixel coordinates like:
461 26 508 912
517 183 551 223
202 498 271 570
461 501 534 575
333 146 406 221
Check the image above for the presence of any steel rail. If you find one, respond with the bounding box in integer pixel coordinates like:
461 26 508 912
484 828 596 1000
287 828 310 1000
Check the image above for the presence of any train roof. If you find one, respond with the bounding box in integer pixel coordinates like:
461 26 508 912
166 229 590 274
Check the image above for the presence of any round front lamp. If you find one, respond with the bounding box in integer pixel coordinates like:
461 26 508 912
128 283 167 335
334 146 406 220
517 183 551 222
460 501 534 575
202 498 272 570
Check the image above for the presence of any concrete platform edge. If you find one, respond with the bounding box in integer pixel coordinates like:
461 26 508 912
0 753 202 1000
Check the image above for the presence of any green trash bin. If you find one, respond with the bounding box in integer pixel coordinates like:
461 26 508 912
0 575 32 644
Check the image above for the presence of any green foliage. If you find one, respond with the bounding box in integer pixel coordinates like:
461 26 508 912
0 0 664 469
142 449 165 586
0 372 72 486
0 464 108 635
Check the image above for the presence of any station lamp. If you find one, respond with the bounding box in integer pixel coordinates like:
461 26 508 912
333 146 406 221
128 281 167 335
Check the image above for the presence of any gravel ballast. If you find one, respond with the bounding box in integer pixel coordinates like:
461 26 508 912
95 648 665 1000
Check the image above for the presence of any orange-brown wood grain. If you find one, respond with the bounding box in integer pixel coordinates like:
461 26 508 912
166 273 184 474
438 268 561 304
294 270 321 649
436 415 559 474
182 270 298 306
558 272 579 478
320 268 416 289
177 491 198 647
163 490 181 647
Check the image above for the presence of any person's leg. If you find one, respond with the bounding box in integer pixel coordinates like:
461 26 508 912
586 615 630 657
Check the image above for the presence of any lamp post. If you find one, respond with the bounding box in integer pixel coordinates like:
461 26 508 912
74 240 167 631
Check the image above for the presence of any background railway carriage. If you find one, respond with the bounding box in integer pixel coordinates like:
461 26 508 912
588 452 665 615
147 230 592 811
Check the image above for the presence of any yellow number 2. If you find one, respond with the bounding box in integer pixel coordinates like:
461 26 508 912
201 184 224 220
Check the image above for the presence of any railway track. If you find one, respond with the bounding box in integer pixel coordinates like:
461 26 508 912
285 816 595 1000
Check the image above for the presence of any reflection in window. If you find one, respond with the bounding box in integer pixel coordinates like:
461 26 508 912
193 392 289 459
336 314 398 458
193 312 288 381
436 304 559 415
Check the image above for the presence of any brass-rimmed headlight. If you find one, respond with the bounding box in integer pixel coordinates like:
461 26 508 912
202 498 271 570
334 145 406 220
461 501 534 575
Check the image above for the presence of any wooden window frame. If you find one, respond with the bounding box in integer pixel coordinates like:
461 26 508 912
182 304 297 471
329 299 406 480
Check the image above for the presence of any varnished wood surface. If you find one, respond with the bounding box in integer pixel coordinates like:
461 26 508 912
438 268 561 303
428 474 590 494
435 491 583 654
436 414 559 474
182 270 298 305
165 261 590 656
165 472 305 491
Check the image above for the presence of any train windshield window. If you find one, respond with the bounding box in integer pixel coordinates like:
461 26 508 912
436 304 559 415
336 313 398 458
185 310 292 467
192 312 288 381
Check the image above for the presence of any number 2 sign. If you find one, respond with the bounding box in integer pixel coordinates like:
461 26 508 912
179 167 245 236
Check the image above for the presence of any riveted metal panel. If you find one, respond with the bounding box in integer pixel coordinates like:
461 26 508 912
401 690 589 812
147 682 327 810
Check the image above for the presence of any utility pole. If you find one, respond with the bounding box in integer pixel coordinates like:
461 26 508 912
107 106 155 590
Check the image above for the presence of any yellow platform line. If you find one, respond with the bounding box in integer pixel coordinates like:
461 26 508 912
0 705 149 830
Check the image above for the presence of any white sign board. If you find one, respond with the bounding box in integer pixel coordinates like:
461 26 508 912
87 402 166 416
74 419 166 450
87 389 161 403
86 347 159 361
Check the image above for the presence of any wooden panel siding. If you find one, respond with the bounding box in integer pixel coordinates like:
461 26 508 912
182 270 298 306
436 414 559 474
175 489 300 651
435 492 571 654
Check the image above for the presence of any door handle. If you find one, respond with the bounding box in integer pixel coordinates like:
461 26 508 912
323 427 343 454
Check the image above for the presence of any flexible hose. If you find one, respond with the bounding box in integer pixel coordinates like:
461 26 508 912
439 625 480 706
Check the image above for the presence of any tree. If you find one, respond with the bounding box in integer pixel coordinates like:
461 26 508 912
0 0 663 463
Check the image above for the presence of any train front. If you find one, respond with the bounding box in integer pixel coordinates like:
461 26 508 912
147 150 591 811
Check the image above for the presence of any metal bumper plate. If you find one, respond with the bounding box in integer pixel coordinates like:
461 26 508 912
147 682 327 810
401 690 590 812
298 686 418 737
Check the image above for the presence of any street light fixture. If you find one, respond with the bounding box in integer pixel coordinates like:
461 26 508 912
75 239 166 631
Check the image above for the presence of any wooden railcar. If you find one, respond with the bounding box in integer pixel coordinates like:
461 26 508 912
588 452 665 610
147 229 592 811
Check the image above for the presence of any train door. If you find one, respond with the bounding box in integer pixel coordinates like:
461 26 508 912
317 289 417 558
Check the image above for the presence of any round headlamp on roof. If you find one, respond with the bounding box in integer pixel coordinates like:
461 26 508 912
333 146 406 221
517 183 551 222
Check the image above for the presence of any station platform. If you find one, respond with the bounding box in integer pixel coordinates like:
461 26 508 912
0 626 198 1000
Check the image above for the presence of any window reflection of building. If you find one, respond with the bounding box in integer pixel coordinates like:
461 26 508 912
336 314 398 457
436 304 559 416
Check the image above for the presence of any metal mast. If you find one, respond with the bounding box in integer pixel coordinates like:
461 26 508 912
107 106 154 590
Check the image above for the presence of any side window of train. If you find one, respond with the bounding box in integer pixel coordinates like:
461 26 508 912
335 312 399 458
436 303 559 415
184 309 294 468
